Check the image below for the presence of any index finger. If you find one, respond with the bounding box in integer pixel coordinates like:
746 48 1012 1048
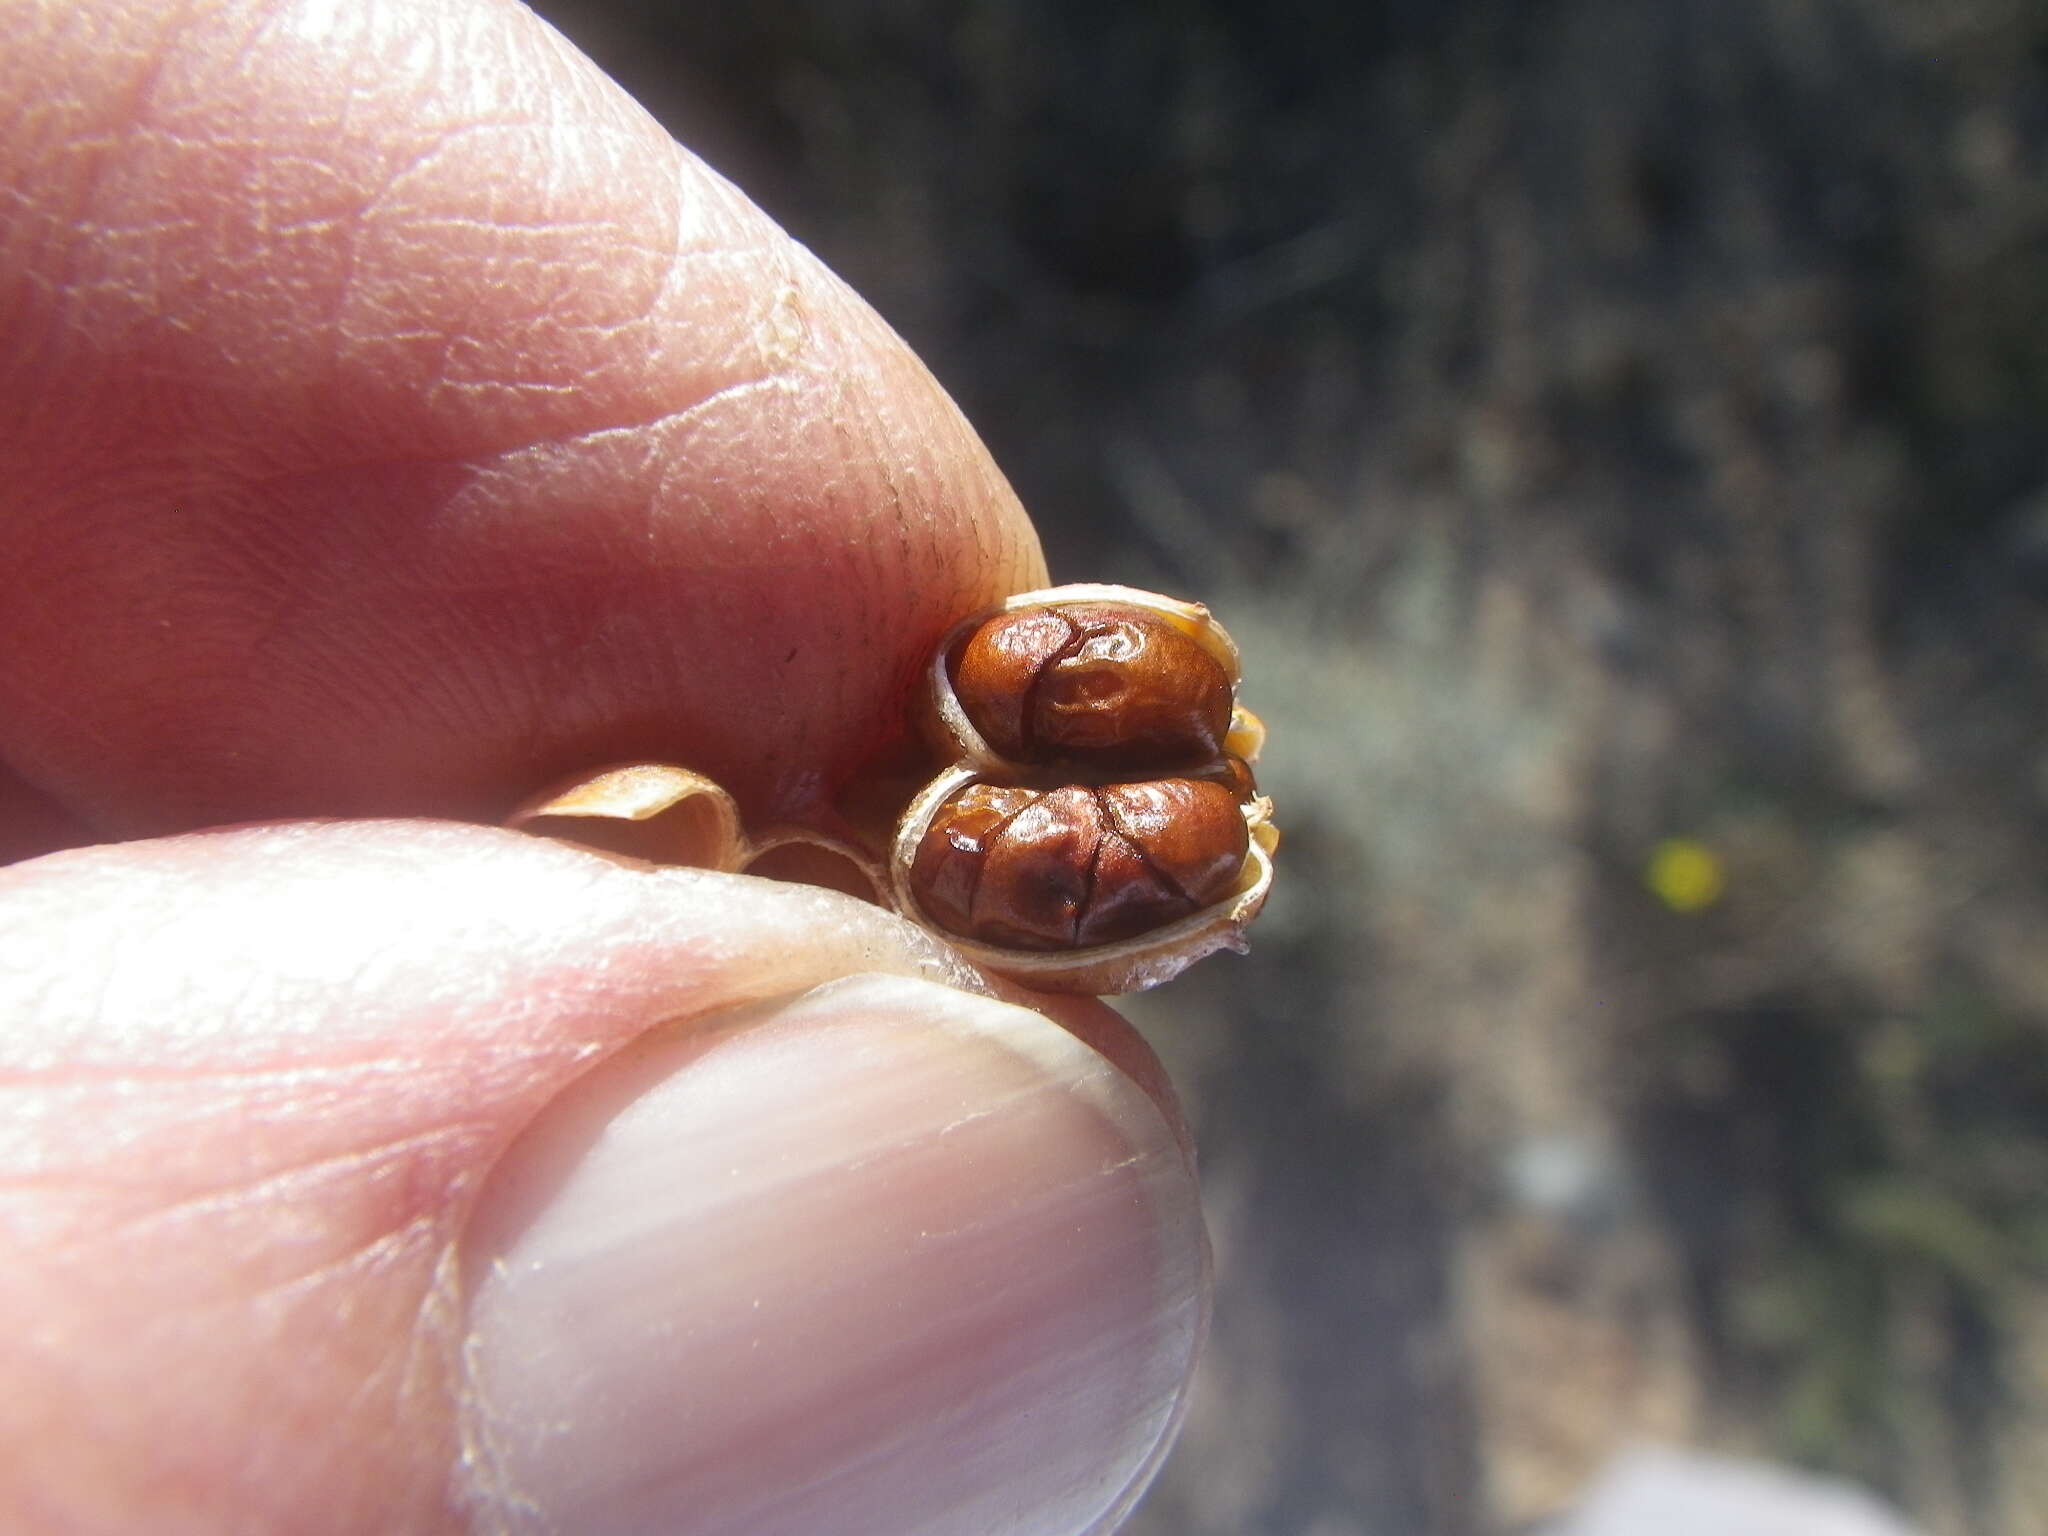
0 0 1043 847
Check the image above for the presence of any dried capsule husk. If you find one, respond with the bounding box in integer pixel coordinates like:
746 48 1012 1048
509 761 886 901
891 763 1277 995
510 587 1275 995
508 762 750 869
922 584 1249 778
1224 704 1266 766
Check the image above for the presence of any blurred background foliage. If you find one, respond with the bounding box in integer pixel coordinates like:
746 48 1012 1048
532 2 2048 1531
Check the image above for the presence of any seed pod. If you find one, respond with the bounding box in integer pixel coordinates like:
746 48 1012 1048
512 586 1278 997
506 762 887 903
893 765 1276 994
897 583 1278 992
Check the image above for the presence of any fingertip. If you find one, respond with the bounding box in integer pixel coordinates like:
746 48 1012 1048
0 823 1203 1532
458 973 1206 1536
1 0 1044 835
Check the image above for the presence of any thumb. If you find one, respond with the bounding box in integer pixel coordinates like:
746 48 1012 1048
0 822 1205 1535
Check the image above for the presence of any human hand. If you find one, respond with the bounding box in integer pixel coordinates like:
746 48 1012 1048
0 2 1208 1531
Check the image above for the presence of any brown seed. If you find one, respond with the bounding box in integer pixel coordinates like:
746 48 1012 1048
969 785 1105 949
906 782 1039 938
910 776 1251 951
948 606 1076 762
1099 779 1250 908
1075 828 1188 948
1192 753 1258 802
951 603 1232 769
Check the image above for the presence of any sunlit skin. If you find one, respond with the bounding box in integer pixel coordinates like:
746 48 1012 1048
0 2 1208 1531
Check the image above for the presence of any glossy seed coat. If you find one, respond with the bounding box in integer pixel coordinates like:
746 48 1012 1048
950 604 1233 769
911 777 1250 950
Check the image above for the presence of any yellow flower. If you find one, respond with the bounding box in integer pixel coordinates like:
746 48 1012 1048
1647 838 1725 913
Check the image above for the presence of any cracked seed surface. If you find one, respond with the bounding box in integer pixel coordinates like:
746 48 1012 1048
910 778 1249 950
951 604 1232 768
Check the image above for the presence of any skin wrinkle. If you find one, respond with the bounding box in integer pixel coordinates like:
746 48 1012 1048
150 1197 454 1319
285 1260 442 1466
106 163 803 477
0 1148 441 1223
40 16 752 466
515 371 805 466
246 611 459 757
0 1040 532 1097
203 1241 458 1527
0 1058 456 1087
287 82 428 364
220 0 295 88
361 138 674 310
39 8 188 278
261 1200 457 1306
408 1240 467 1455
9 836 580 1063
77 1119 492 1250
4 180 1040 1036
2 856 950 1368
2 331 854 822
0 5 1073 1522
12 1222 458 1467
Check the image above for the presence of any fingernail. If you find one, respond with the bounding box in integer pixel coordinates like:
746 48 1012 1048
456 974 1206 1535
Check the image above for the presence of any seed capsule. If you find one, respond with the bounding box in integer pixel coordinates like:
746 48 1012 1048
898 583 1277 992
910 776 1251 951
950 603 1233 769
511 583 1274 994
